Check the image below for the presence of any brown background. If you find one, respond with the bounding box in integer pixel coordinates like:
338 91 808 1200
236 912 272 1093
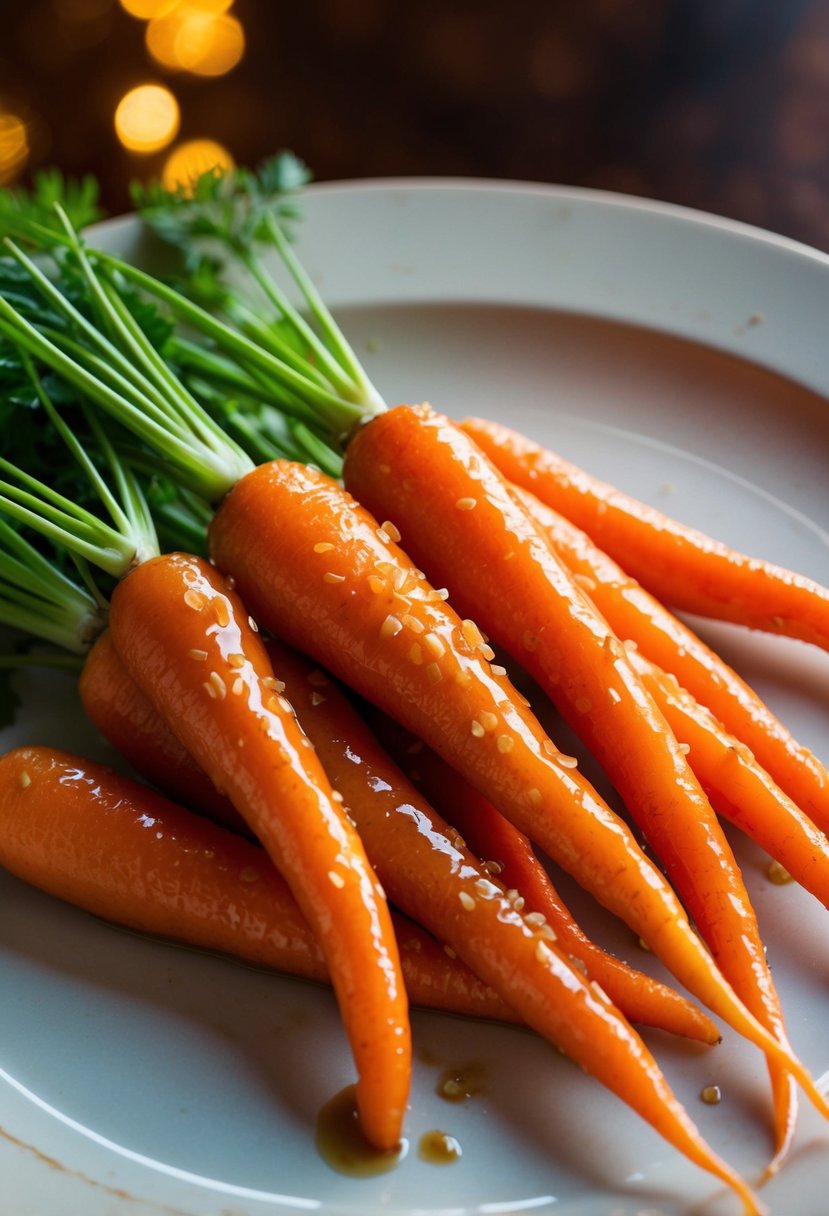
2 0 829 249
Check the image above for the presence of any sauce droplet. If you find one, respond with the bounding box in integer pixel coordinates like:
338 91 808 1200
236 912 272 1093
436 1062 488 1103
315 1084 407 1176
418 1129 462 1164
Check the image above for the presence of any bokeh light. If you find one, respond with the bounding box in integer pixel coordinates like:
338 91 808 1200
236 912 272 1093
0 112 30 185
161 138 234 191
114 83 180 153
146 7 244 76
119 0 179 18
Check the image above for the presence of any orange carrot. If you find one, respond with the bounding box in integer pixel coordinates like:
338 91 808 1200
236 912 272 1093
628 649 829 912
371 712 719 1044
513 483 829 833
108 551 410 1152
77 626 719 1046
206 456 823 1120
0 745 514 1023
341 403 822 1157
462 416 829 652
79 631 250 836
258 638 760 1211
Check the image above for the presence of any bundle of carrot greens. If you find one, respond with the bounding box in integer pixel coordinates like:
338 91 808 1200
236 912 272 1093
0 158 828 1213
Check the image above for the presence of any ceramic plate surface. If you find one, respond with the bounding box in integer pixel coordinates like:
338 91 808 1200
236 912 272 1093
1 181 828 1216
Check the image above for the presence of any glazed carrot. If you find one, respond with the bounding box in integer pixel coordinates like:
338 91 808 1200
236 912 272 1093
79 631 250 836
108 551 410 1152
0 745 514 1023
78 627 720 1045
628 649 829 911
257 639 760 1211
462 416 829 652
512 484 829 833
341 403 824 1153
371 712 719 1043
207 457 825 1119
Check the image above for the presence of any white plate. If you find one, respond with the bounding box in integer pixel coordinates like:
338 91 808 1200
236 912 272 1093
1 182 828 1216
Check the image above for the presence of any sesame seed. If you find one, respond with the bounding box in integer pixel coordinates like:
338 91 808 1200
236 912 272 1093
497 734 514 753
189 648 208 661
392 568 410 592
638 937 651 952
184 589 207 611
455 497 477 511
328 870 346 889
232 677 244 696
381 520 401 543
461 619 483 648
525 912 546 927
240 867 259 883
455 669 473 686
402 613 424 633
482 859 503 876
474 878 500 899
608 689 622 704
310 690 326 706
331 790 344 803
590 980 610 1003
443 945 457 959
248 616 259 633
368 574 387 595
228 653 245 668
470 720 485 738
203 681 217 699
538 924 558 942
314 542 335 553
490 663 507 676
424 633 446 658
278 695 293 714
542 739 557 756
557 753 579 769
377 528 390 543
458 891 476 911
535 940 554 964
434 588 450 601
409 643 423 665
209 672 227 699
375 560 396 577
19 771 31 789
512 894 525 911
570 956 588 975
426 662 442 684
380 614 403 639
213 600 230 628
479 711 497 732
527 787 542 805
323 572 345 584
679 742 691 755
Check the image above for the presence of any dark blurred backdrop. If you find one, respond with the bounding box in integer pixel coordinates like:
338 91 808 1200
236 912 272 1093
1 0 828 248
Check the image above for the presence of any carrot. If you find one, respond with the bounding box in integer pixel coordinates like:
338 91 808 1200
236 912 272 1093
462 416 829 652
255 637 760 1211
628 649 829 912
79 631 250 837
370 712 720 1044
108 551 411 1152
0 745 514 1023
341 402 826 1155
206 456 824 1121
78 625 720 1046
512 483 829 833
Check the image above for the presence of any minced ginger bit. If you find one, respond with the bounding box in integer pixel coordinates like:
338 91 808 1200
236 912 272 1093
701 1085 722 1105
767 859 793 886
